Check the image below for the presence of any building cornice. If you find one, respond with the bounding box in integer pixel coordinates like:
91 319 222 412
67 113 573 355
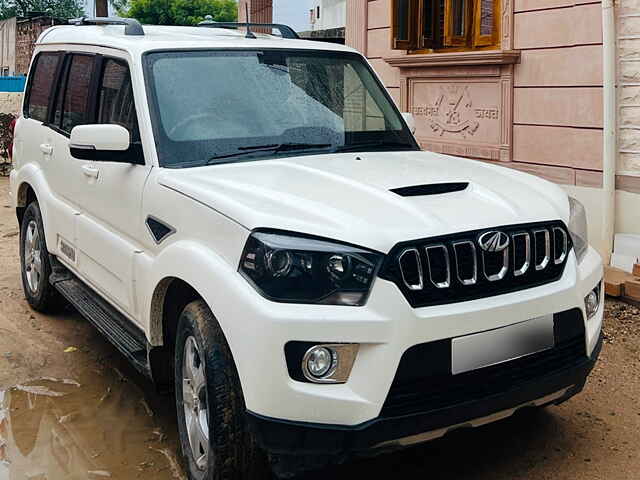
384 50 521 68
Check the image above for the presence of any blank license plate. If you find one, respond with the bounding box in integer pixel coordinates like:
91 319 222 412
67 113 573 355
451 314 555 375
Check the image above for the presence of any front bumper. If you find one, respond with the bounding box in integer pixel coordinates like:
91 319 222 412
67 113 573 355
227 246 603 428
248 331 602 457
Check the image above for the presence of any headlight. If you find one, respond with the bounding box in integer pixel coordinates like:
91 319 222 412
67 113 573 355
568 196 588 263
239 231 383 306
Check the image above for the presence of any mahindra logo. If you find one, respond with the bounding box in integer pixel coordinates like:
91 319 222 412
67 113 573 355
478 230 510 253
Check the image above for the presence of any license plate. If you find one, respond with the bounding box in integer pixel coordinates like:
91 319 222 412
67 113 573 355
451 314 555 375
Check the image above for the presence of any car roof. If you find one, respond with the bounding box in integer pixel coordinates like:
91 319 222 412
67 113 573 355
36 24 358 57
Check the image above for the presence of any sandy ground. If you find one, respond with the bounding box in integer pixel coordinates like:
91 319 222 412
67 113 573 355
0 176 637 479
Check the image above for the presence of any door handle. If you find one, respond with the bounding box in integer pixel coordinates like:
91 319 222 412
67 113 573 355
81 165 100 179
39 143 53 155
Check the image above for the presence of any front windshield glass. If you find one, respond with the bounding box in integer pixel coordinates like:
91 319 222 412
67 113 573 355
144 49 419 168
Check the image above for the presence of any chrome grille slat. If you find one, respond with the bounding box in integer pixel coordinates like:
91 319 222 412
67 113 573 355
425 244 450 288
512 232 531 277
386 221 572 309
553 227 568 265
482 249 509 282
534 229 551 271
453 241 477 285
398 248 423 291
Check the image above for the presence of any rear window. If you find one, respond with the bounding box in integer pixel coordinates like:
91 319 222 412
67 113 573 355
61 55 94 133
25 52 61 122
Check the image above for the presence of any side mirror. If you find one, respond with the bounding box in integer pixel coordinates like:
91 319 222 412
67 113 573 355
70 124 136 162
402 112 416 135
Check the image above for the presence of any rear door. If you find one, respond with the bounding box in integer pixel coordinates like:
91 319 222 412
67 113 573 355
18 51 76 244
46 53 98 268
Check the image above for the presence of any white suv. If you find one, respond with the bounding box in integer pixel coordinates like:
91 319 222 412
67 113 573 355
10 17 603 480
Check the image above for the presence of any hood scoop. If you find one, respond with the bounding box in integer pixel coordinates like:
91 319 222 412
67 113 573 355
390 182 469 197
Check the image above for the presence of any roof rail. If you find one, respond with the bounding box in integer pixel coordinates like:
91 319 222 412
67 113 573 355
198 20 299 40
69 17 145 36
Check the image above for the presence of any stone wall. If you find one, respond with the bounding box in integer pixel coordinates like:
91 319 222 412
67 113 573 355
618 0 640 177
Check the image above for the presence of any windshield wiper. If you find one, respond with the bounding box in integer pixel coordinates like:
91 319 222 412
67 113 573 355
332 141 416 153
208 142 332 163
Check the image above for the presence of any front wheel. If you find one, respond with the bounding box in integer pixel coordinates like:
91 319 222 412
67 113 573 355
174 300 269 480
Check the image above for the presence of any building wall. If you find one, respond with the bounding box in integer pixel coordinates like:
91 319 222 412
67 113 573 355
0 18 16 76
347 0 640 255
311 0 346 31
513 1 603 182
239 0 273 23
618 0 640 177
15 17 65 76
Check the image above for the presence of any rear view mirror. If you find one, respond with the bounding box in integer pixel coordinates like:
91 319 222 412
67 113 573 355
402 112 416 135
70 124 140 163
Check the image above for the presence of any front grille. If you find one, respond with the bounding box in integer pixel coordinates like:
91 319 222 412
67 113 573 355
379 221 572 308
381 309 586 418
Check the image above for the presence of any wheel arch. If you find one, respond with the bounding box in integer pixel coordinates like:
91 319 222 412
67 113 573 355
147 276 202 390
142 240 249 392
149 276 201 347
15 181 37 224
12 165 56 254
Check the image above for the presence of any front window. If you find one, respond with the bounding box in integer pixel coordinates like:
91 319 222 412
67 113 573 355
144 50 418 168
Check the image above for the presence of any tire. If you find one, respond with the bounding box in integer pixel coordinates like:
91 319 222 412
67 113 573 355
19 201 64 312
175 300 270 480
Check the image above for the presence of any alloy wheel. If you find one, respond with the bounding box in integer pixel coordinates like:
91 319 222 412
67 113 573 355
182 335 210 470
24 220 42 294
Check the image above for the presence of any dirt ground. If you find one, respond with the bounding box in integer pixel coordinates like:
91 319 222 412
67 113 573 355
0 176 637 479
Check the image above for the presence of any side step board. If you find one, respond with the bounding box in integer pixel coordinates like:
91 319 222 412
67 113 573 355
51 268 152 379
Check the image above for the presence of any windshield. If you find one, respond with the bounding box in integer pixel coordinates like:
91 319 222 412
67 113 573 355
144 49 419 168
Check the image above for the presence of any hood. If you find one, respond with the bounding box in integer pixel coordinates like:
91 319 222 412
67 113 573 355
157 151 570 253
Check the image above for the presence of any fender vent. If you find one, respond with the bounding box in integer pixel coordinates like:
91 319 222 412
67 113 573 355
146 216 175 244
391 183 469 197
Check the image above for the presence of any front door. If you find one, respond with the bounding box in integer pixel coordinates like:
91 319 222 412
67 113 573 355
73 55 151 320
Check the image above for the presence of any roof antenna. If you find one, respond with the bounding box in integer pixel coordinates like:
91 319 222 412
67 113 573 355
244 3 256 39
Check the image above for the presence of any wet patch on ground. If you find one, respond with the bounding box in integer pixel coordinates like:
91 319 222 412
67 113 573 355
0 374 183 480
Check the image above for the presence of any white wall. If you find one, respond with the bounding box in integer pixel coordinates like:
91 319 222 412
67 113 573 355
311 0 346 31
0 18 16 75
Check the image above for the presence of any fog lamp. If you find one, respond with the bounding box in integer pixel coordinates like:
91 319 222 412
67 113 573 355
304 346 334 379
584 282 601 320
298 344 359 384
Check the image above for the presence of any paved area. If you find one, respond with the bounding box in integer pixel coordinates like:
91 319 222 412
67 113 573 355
0 177 637 479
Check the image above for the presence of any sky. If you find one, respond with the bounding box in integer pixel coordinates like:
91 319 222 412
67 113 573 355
272 0 313 32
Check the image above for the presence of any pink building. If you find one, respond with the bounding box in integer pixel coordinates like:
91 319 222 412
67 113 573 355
242 0 640 262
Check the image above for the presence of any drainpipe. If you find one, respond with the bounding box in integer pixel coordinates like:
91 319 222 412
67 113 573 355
601 0 616 264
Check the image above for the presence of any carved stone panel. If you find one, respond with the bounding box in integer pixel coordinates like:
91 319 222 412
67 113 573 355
403 65 514 161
